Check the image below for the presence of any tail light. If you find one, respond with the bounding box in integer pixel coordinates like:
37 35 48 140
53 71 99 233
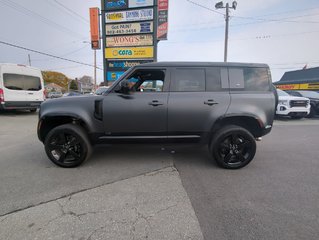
0 88 4 103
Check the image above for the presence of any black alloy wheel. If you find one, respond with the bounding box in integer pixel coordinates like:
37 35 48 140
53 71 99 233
44 124 92 168
210 125 256 169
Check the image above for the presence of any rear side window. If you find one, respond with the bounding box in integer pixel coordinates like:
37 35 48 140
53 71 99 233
171 68 205 92
229 67 270 91
206 67 222 91
3 74 42 91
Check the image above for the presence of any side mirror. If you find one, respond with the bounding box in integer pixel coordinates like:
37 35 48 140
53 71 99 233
119 80 131 94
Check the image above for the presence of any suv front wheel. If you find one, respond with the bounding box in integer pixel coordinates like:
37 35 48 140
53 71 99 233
210 125 256 169
44 124 92 168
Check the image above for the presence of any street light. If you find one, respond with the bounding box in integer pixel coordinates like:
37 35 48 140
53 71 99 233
83 41 97 91
215 1 237 62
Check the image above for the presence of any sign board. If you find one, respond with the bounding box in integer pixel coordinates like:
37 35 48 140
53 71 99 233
106 34 153 47
105 0 128 10
129 0 154 8
107 71 125 81
105 0 153 10
107 60 153 71
276 83 319 90
106 21 153 35
105 46 154 59
106 8 153 23
157 0 168 40
89 8 101 49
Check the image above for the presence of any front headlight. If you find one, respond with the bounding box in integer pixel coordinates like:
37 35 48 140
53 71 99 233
278 100 288 106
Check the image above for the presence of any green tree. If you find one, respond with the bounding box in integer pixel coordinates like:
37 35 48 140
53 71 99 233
69 80 78 91
42 71 69 91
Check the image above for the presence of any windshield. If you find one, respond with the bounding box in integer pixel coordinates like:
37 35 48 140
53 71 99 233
277 89 289 96
298 91 319 98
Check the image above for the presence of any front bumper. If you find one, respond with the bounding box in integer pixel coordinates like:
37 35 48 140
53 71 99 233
276 105 310 116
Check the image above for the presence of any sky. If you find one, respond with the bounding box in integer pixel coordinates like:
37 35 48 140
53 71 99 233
0 0 318 83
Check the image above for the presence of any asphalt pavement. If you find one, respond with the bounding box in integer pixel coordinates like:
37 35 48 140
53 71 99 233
0 110 319 240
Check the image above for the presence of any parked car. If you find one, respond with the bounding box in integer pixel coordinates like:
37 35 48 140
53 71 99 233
276 89 310 119
285 90 319 117
0 63 45 112
38 62 276 169
62 91 82 97
95 86 110 95
47 91 63 99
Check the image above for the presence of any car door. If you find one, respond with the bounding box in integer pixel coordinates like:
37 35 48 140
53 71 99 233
167 67 230 137
102 68 169 137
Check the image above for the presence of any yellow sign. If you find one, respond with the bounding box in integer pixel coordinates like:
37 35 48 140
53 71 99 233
105 47 154 59
276 82 319 90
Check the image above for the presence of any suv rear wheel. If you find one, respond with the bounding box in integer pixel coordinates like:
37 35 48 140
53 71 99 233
44 124 92 168
210 125 256 169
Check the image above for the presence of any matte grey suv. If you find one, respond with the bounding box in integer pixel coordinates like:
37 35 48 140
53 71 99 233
38 62 276 169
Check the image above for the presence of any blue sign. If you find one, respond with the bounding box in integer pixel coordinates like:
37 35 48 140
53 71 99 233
105 0 128 10
140 22 151 33
107 71 125 81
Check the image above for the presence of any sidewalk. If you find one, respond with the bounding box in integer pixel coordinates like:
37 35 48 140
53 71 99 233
0 167 203 240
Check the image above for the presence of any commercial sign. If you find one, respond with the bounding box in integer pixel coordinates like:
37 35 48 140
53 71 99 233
106 8 153 23
89 8 101 49
105 0 153 10
106 34 153 47
105 0 128 10
107 60 153 71
157 0 168 40
106 21 153 35
276 83 319 90
107 71 125 81
105 46 154 59
129 0 154 8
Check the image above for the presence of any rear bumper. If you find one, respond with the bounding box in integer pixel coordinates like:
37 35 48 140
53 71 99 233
0 101 42 110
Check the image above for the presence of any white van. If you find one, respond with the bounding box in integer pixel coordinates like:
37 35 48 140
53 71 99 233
0 63 45 112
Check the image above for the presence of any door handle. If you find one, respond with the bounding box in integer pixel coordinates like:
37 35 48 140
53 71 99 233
28 93 34 95
149 100 164 106
204 99 218 106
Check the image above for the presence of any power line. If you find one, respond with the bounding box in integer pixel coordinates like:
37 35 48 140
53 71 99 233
32 45 89 62
185 0 224 15
0 0 86 39
233 13 319 24
0 40 102 70
51 0 89 24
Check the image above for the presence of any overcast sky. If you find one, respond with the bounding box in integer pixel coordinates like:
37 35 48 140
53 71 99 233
0 0 318 83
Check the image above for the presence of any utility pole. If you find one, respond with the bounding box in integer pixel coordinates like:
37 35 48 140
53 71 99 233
224 3 229 62
94 49 97 90
28 54 31 66
215 1 237 62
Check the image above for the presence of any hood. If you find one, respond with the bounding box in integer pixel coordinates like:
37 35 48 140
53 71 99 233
40 95 103 111
278 96 309 101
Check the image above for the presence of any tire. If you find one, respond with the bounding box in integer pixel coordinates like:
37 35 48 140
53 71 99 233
30 108 37 113
44 124 92 168
209 125 256 169
306 106 315 118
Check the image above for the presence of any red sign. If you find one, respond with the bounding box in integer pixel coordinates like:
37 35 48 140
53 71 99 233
90 8 101 49
157 0 168 40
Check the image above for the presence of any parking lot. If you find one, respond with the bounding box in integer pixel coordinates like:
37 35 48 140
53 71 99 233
0 111 319 240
